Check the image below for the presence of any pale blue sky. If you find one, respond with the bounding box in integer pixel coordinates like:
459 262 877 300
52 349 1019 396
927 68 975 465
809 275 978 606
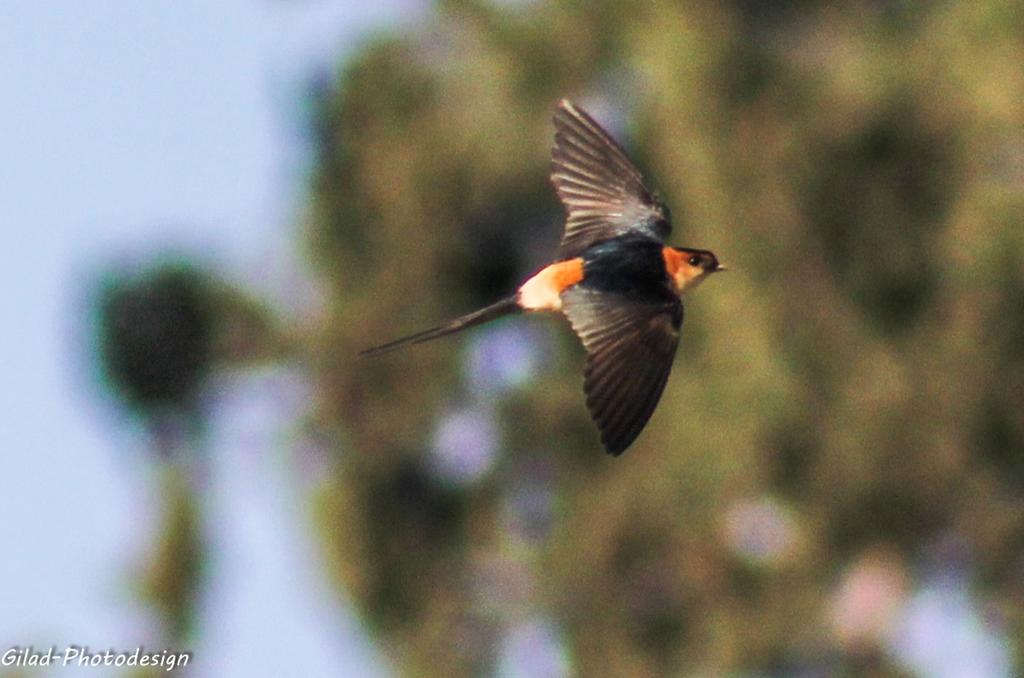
0 2 421 675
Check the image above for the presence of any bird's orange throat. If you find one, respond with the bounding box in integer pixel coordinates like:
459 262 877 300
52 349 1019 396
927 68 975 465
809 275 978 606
662 247 705 294
517 258 585 311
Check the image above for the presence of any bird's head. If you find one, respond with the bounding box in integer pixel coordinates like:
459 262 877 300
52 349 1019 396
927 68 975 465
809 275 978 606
668 247 726 293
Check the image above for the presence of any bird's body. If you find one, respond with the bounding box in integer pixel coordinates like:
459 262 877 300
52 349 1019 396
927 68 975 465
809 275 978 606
361 99 724 455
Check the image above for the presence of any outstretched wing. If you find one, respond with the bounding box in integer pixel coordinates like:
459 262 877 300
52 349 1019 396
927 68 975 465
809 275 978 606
551 99 671 259
561 286 682 455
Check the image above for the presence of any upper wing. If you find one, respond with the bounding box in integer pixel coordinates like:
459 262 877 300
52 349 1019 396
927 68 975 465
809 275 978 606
561 285 682 455
551 99 671 259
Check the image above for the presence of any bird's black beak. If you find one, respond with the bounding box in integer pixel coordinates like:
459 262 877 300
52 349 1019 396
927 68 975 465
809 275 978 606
713 263 727 272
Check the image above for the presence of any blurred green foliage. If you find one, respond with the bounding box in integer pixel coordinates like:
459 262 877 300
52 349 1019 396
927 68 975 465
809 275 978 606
306 0 1024 674
141 468 206 644
97 263 216 427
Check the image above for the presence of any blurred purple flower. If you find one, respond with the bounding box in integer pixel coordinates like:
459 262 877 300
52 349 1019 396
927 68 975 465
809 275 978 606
465 323 542 396
430 405 499 485
721 495 800 566
497 618 571 678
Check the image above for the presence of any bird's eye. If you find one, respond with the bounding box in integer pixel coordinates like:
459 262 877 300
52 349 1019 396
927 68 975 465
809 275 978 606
688 255 702 267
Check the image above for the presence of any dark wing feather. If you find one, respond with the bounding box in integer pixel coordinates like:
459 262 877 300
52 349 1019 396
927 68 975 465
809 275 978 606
551 99 671 259
561 286 682 455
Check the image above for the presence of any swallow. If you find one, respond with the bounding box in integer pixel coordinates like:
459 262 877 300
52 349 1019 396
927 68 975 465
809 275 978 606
361 99 725 455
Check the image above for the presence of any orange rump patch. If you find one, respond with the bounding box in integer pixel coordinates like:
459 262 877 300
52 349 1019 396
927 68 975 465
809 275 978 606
549 257 584 291
517 258 584 311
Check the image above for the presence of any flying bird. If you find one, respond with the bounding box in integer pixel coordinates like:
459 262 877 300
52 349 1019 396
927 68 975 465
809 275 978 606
361 99 725 455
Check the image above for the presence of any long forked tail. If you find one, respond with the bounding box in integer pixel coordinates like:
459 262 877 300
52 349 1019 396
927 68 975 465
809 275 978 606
359 296 521 357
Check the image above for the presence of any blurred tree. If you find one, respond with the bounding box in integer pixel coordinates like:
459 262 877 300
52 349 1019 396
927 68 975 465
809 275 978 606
299 0 1024 674
306 0 1024 675
94 261 214 650
93 259 283 651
